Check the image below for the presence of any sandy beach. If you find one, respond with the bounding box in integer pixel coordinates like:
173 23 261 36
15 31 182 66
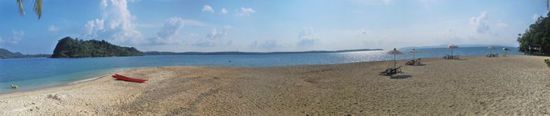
1 56 550 115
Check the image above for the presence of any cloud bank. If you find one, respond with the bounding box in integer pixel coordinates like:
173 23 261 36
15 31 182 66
83 0 143 45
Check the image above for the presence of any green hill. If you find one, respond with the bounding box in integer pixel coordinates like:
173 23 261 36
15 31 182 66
51 37 143 58
0 48 24 59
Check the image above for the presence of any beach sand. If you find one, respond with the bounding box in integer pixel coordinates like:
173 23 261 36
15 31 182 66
1 56 550 115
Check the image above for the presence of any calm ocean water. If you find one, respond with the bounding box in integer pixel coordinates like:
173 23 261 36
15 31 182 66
0 47 521 93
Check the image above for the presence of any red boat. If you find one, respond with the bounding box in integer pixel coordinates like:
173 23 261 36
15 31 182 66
112 74 147 83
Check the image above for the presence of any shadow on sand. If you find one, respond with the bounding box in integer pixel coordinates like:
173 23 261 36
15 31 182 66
408 64 426 66
390 74 412 79
445 58 467 61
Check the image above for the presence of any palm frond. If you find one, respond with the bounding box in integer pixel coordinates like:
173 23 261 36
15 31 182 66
33 0 42 19
17 0 25 15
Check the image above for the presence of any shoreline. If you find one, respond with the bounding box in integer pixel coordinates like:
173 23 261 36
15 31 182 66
0 67 160 95
0 55 522 95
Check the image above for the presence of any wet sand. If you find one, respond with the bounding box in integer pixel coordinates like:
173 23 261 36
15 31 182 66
1 56 550 115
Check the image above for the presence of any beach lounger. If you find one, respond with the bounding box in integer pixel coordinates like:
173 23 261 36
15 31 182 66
486 53 498 57
406 60 415 65
406 58 422 66
380 66 402 76
444 55 459 60
443 55 451 59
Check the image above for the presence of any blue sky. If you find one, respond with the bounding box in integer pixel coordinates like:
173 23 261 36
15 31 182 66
0 0 546 54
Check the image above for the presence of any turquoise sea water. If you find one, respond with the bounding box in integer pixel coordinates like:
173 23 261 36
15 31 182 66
0 47 521 93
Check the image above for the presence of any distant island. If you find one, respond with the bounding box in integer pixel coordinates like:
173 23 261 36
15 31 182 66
400 45 517 50
0 48 24 59
51 37 143 58
0 48 49 59
144 48 382 55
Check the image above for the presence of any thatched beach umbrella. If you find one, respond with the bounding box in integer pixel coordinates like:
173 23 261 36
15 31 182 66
387 48 402 69
448 44 458 56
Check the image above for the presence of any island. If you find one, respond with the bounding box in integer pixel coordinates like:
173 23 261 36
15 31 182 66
0 48 50 59
144 48 382 55
0 48 24 59
51 37 143 58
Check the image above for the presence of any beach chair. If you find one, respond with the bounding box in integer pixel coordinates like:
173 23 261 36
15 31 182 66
406 58 422 66
443 55 452 59
444 55 459 60
486 54 498 57
453 55 459 59
415 58 422 65
406 60 416 65
380 66 402 76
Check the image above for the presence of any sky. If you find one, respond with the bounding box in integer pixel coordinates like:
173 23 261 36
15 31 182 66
0 0 547 54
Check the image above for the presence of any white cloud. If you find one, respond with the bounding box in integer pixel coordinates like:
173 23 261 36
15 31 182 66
206 28 228 40
238 7 256 16
469 11 490 34
495 21 508 28
348 0 394 6
1 31 24 45
150 17 186 45
192 27 231 47
84 19 105 36
220 8 228 15
148 17 212 47
382 0 392 5
180 19 206 27
48 25 59 32
250 40 282 50
297 27 319 47
417 0 439 7
202 5 215 13
83 0 143 45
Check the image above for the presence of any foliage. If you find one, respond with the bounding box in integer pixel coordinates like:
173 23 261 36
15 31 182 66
51 37 143 58
17 0 42 19
517 12 550 55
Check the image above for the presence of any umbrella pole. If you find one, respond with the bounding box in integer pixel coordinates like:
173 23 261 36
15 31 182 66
451 49 453 57
393 54 397 69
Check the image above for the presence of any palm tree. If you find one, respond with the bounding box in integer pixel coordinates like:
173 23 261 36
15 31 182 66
16 0 42 19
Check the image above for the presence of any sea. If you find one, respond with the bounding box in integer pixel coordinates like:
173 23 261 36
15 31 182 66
0 47 522 93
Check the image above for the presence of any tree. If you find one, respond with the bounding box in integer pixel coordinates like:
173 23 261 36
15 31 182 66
16 0 42 19
51 37 144 58
518 12 550 55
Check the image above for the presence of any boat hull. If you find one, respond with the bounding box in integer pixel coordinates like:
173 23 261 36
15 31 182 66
112 74 147 83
